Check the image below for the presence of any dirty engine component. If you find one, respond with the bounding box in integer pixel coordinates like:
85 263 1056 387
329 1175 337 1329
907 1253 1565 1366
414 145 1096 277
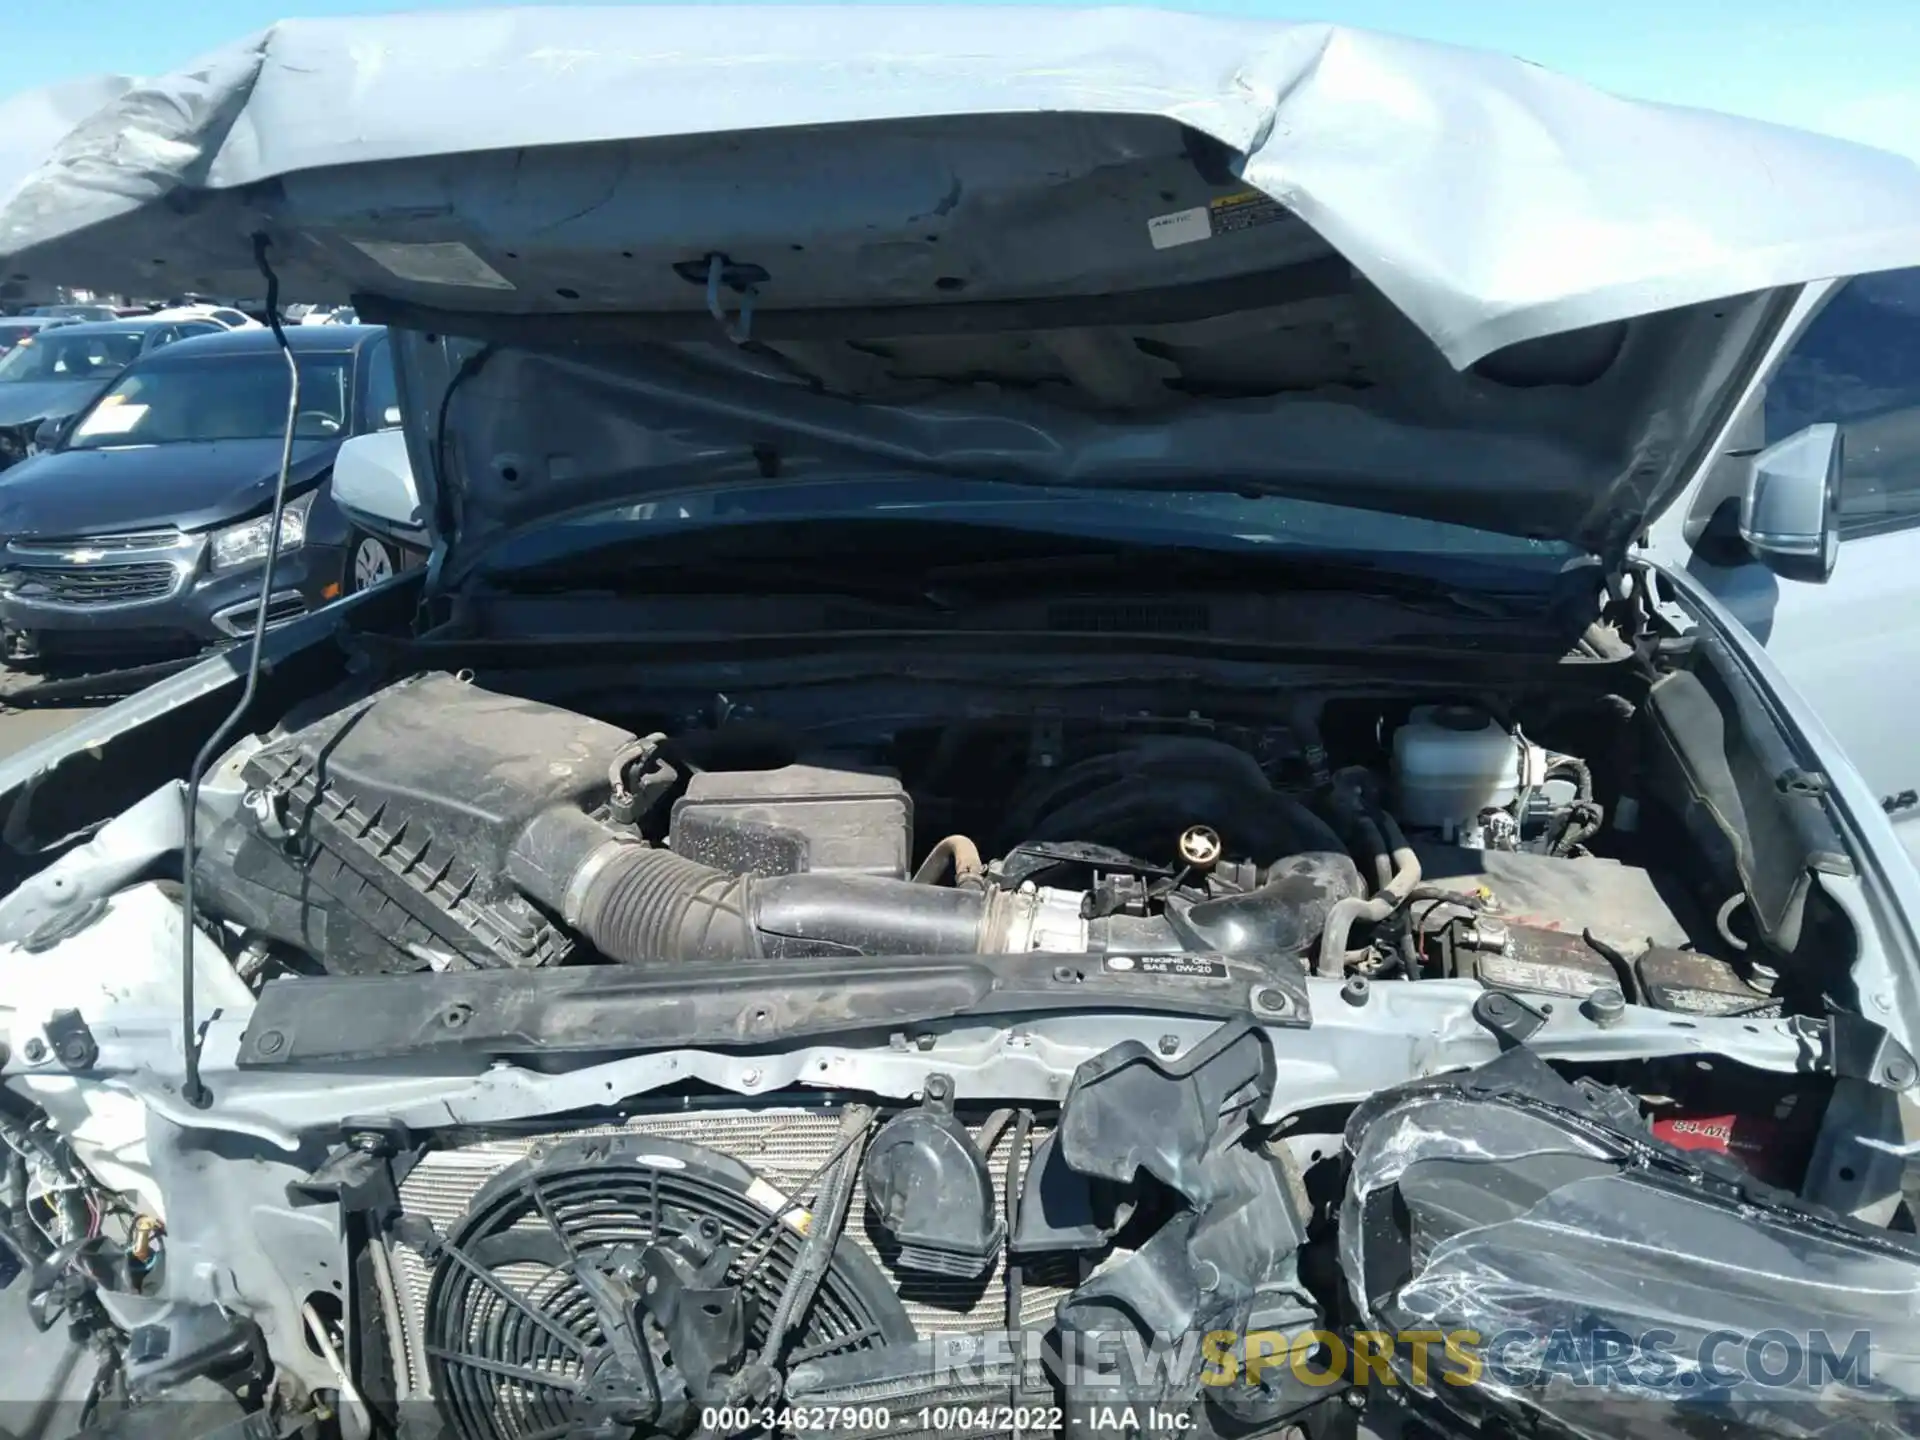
197 675 1370 973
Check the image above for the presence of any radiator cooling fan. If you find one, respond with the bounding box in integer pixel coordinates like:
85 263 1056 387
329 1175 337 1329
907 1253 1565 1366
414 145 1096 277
422 1135 913 1440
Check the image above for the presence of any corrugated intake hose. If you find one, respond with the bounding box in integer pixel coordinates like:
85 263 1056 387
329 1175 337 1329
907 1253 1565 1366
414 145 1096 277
509 806 999 962
508 804 1369 966
579 845 997 962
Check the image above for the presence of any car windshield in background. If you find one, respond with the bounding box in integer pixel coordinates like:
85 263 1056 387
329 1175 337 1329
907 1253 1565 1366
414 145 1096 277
0 330 142 383
66 352 352 449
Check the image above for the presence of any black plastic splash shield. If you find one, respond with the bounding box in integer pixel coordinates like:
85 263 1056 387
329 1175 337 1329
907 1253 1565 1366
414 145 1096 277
235 951 1308 1066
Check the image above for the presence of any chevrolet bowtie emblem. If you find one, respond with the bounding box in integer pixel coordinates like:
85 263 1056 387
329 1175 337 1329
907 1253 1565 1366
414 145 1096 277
63 549 106 564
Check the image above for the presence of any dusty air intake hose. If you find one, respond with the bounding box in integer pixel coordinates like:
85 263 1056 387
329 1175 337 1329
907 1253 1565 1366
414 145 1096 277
508 805 1359 965
509 808 997 961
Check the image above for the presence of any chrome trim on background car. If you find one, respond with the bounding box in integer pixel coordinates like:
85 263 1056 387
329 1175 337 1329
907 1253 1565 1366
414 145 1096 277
0 528 201 610
208 588 308 636
6 527 188 556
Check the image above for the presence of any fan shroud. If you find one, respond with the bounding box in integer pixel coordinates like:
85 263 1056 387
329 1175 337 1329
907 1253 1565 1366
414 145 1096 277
422 1133 913 1440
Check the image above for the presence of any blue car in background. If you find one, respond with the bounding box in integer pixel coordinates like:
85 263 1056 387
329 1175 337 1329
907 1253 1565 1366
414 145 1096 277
0 323 408 664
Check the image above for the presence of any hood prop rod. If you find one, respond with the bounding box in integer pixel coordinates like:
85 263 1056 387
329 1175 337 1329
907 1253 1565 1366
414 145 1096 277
178 234 300 1109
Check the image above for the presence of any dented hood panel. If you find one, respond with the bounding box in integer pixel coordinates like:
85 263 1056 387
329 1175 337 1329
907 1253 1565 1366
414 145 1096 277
8 7 1920 556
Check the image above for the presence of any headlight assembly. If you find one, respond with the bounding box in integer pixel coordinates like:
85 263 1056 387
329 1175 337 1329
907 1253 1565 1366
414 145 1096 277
209 489 315 570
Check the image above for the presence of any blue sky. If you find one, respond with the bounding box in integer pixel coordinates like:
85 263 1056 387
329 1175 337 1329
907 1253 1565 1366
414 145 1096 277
3 0 1917 157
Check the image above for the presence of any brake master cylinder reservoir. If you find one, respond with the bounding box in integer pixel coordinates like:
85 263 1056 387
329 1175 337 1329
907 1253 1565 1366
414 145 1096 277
1392 705 1536 841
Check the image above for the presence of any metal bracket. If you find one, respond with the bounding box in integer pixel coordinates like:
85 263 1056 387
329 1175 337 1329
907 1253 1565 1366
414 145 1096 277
43 1008 98 1071
1801 1011 1919 1090
285 1120 418 1217
1472 990 1549 1049
285 1147 399 1217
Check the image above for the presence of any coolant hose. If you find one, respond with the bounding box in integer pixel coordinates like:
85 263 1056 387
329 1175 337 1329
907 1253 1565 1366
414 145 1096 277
1314 812 1421 978
913 834 984 886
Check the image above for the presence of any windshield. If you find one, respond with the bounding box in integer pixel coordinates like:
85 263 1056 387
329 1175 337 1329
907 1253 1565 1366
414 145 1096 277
481 477 1582 589
66 352 353 449
0 330 142 384
0 323 39 351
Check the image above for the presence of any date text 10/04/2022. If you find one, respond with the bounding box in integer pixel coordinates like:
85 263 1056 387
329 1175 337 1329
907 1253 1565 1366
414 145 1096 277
697 1409 1071 1434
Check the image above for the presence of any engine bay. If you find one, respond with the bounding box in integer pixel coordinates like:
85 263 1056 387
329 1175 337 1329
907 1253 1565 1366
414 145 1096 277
4 638 1915 1440
192 669 1773 1021
18 17 1920 1437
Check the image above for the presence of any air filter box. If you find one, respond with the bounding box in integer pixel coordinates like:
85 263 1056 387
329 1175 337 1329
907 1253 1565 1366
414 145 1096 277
204 671 636 971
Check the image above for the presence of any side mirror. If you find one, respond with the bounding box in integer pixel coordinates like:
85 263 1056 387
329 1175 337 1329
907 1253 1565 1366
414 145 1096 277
31 415 66 453
330 430 428 546
1740 422 1842 583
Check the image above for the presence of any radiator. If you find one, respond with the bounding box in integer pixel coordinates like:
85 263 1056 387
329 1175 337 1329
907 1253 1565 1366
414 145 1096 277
385 1105 1072 1398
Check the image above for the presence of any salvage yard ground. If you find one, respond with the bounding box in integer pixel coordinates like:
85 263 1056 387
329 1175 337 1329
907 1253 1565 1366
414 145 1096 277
0 668 94 759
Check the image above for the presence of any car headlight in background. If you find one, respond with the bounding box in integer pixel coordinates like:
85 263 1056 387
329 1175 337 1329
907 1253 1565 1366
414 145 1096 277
209 489 316 570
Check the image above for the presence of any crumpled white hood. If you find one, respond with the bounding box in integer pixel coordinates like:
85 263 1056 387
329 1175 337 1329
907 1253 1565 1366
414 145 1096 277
8 7 1920 558
5 7 1920 364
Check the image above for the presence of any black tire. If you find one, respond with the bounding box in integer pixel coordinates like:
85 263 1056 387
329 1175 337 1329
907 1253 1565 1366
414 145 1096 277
346 530 401 593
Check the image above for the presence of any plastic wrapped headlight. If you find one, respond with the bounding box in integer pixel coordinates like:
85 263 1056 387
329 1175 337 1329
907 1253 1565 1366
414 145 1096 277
210 490 314 570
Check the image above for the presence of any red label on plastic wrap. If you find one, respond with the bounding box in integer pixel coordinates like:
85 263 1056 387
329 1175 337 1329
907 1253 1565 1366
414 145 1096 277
1651 1112 1789 1182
